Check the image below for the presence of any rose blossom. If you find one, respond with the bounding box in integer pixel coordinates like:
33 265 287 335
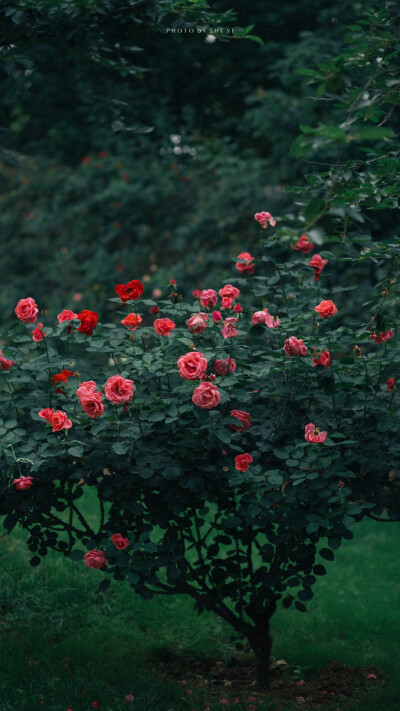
214 357 236 375
252 311 267 325
121 313 142 330
49 410 73 432
369 329 394 344
199 289 218 309
386 377 395 392
15 297 38 324
309 254 328 282
52 369 74 385
254 211 276 229
236 252 254 275
13 475 34 490
111 533 130 550
177 352 208 380
212 311 222 322
219 285 240 301
77 381 105 418
304 423 327 443
77 310 98 335
150 305 159 314
84 550 108 569
38 407 54 422
104 375 134 404
263 310 280 328
233 304 242 314
293 235 314 253
187 312 209 334
125 694 135 702
192 382 221 409
221 317 238 339
192 289 202 299
0 350 15 371
32 322 46 342
115 279 144 302
230 410 251 432
313 348 331 369
284 337 308 356
221 297 233 309
76 380 97 397
57 309 78 323
314 300 337 319
234 453 253 471
154 318 176 336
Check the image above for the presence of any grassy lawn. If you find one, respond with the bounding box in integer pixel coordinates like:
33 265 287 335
0 516 399 711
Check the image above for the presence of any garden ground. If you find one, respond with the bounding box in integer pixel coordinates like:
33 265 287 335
0 517 399 711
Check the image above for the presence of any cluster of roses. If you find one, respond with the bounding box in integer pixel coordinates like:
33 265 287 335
292 234 328 282
76 375 134 418
189 284 250 340
14 297 99 338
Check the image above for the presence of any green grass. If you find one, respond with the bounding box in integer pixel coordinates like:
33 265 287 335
0 517 399 711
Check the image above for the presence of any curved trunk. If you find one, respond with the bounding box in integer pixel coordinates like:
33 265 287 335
248 604 276 688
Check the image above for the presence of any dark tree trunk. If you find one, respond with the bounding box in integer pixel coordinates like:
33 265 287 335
248 604 276 688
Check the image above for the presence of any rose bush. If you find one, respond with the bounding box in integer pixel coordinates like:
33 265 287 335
1 209 399 687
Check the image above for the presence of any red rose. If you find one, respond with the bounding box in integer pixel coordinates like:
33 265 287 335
120 313 142 330
314 300 337 319
229 410 251 432
386 377 395 392
84 550 108 569
111 533 130 550
15 297 38 324
150 305 159 314
293 235 314 253
154 318 176 337
77 310 98 335
219 285 240 301
236 252 255 275
52 369 74 385
234 453 253 472
115 279 144 302
49 410 73 433
57 309 78 323
213 357 236 375
370 329 393 344
13 475 34 490
312 349 331 369
309 254 328 282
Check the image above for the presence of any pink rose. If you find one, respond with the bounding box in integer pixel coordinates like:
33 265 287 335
314 300 338 319
252 311 267 325
38 408 54 422
304 423 327 443
57 309 78 323
104 375 134 405
32 322 46 342
77 382 105 418
192 289 202 299
84 550 108 569
284 337 307 357
213 357 236 375
111 533 130 550
212 311 222 322
50 410 72 432
192 382 221 409
309 254 328 282
219 285 240 301
13 475 34 490
221 297 233 309
15 297 38 324
234 453 253 471
125 694 135 702
154 318 176 337
221 324 238 339
199 289 218 309
79 392 105 419
187 312 209 334
293 235 314 253
254 211 276 229
0 350 15 371
236 251 255 275
233 304 242 314
177 352 208 380
230 410 251 432
76 381 97 398
370 329 394 344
